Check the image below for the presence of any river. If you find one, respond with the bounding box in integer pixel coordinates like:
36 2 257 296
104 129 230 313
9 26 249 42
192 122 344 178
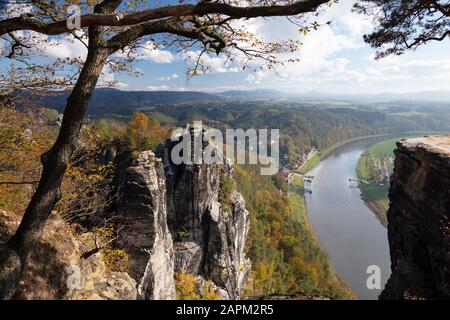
304 138 391 300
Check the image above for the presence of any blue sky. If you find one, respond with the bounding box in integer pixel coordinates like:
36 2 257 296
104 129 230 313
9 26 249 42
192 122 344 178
1 0 450 94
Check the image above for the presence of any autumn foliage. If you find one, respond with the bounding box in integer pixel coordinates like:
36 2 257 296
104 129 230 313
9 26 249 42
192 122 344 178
0 106 57 213
125 112 169 152
175 272 220 300
234 165 353 299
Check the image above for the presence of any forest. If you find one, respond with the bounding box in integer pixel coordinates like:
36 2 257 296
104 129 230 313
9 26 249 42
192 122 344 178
0 104 358 299
17 92 450 167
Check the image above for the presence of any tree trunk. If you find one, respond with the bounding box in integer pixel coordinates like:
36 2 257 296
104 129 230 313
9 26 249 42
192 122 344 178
0 46 108 299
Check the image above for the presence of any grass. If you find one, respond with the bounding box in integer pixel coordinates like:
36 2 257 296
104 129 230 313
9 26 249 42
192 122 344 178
367 139 397 156
359 183 389 202
356 138 399 224
293 134 397 176
291 175 304 188
357 158 371 181
288 175 306 223
297 152 321 174
288 193 308 227
357 139 398 187
357 152 390 202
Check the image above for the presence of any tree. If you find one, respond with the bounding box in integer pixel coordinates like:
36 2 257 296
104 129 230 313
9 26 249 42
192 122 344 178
0 0 330 299
126 112 166 151
354 0 450 58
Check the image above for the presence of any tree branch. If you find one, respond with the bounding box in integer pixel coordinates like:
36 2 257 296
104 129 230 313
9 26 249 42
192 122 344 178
0 0 329 36
106 17 223 53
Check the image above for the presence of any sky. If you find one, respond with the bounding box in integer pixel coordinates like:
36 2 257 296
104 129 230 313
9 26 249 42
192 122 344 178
1 0 450 94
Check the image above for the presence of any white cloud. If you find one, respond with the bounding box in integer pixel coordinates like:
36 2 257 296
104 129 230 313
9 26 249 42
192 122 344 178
144 47 174 64
0 38 7 55
0 0 32 18
246 70 269 84
146 84 170 91
44 34 88 60
326 0 373 38
158 73 179 81
227 0 450 94
366 67 382 76
145 84 187 91
184 51 240 74
3 0 448 95
229 0 372 89
7 31 89 61
242 16 360 85
115 41 174 63
377 57 450 70
97 65 129 89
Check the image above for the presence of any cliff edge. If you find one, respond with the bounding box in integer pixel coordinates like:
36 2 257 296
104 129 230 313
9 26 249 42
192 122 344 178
381 135 450 300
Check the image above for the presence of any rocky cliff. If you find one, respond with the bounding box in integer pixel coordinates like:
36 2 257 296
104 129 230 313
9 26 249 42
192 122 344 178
115 151 176 300
0 210 137 300
0 127 251 300
381 136 450 300
156 129 251 299
113 128 251 299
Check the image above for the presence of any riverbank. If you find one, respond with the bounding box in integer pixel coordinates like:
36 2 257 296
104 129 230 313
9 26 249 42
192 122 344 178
287 174 355 299
302 139 392 299
235 164 354 299
356 139 397 228
355 132 449 227
295 133 394 175
288 134 414 297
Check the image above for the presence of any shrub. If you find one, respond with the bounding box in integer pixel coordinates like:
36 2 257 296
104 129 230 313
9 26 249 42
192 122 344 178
219 172 235 212
174 272 220 300
103 249 129 272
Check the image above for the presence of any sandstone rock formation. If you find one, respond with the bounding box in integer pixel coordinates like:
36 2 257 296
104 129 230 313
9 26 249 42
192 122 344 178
112 128 251 299
0 210 137 300
381 136 450 299
115 151 176 300
156 129 251 299
65 253 137 300
202 192 251 299
0 128 251 300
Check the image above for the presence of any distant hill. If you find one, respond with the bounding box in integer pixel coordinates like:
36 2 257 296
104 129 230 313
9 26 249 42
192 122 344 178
217 89 450 103
15 88 450 116
291 91 450 104
217 89 287 100
18 88 225 115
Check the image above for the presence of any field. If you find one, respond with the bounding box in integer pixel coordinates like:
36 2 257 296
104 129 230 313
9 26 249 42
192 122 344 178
366 139 397 156
289 175 307 224
357 139 398 226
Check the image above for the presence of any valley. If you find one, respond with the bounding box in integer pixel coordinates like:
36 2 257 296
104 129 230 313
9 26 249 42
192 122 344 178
1 91 449 300
302 137 393 299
